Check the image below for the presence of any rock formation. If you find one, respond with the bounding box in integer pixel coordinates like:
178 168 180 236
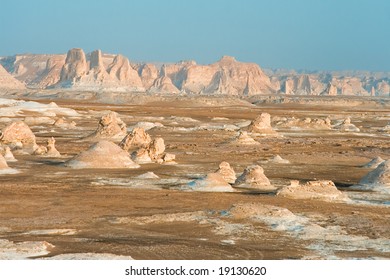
0 64 26 89
3 146 17 162
150 76 180 93
65 140 140 169
138 63 159 89
229 131 259 145
215 161 236 184
247 113 277 134
119 127 152 151
358 160 390 186
0 153 9 169
45 137 61 157
334 117 360 132
277 180 349 202
107 54 144 91
131 137 174 164
59 48 88 84
188 173 235 192
275 116 332 130
0 121 37 153
363 156 385 169
268 155 290 164
181 56 276 95
88 112 127 140
233 165 276 192
33 56 66 88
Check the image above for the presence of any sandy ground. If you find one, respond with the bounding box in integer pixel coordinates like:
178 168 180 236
1 92 390 259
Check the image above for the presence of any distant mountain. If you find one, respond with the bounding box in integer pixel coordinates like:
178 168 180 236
0 48 389 96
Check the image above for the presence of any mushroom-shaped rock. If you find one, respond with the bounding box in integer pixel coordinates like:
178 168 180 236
277 180 349 202
215 161 236 184
233 165 276 192
0 121 37 153
188 173 235 192
65 140 140 169
88 112 127 140
119 127 152 151
247 113 277 134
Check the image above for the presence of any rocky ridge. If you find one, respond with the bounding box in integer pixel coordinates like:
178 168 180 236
1 49 389 96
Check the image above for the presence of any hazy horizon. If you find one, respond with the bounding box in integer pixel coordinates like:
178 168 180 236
1 0 389 72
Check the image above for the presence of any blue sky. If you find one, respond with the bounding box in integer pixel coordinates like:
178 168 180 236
1 0 389 71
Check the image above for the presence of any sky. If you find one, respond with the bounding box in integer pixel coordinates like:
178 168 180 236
1 0 389 71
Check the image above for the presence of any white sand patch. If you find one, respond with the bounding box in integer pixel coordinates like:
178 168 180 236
0 168 20 175
22 229 77 236
92 177 190 190
212 117 230 121
0 98 80 117
0 239 53 259
169 116 199 122
45 253 133 260
135 172 160 179
228 203 390 258
127 122 164 131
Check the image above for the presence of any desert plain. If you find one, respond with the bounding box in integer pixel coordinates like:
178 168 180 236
1 90 390 260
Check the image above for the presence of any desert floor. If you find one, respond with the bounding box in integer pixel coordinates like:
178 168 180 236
1 93 390 259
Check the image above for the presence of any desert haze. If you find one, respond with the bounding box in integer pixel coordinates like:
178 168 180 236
0 49 390 260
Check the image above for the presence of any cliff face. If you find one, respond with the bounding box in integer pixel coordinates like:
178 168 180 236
1 49 389 96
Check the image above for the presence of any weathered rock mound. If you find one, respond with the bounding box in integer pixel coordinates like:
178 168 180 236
247 113 277 134
188 173 235 192
0 121 37 153
65 140 140 169
358 160 390 186
233 165 276 192
215 161 236 184
277 180 349 202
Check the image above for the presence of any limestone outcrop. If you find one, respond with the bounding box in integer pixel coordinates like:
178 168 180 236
88 112 127 140
0 121 37 153
277 180 349 202
247 113 277 134
215 161 236 184
119 127 152 151
233 165 276 192
65 140 140 169
0 64 26 89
